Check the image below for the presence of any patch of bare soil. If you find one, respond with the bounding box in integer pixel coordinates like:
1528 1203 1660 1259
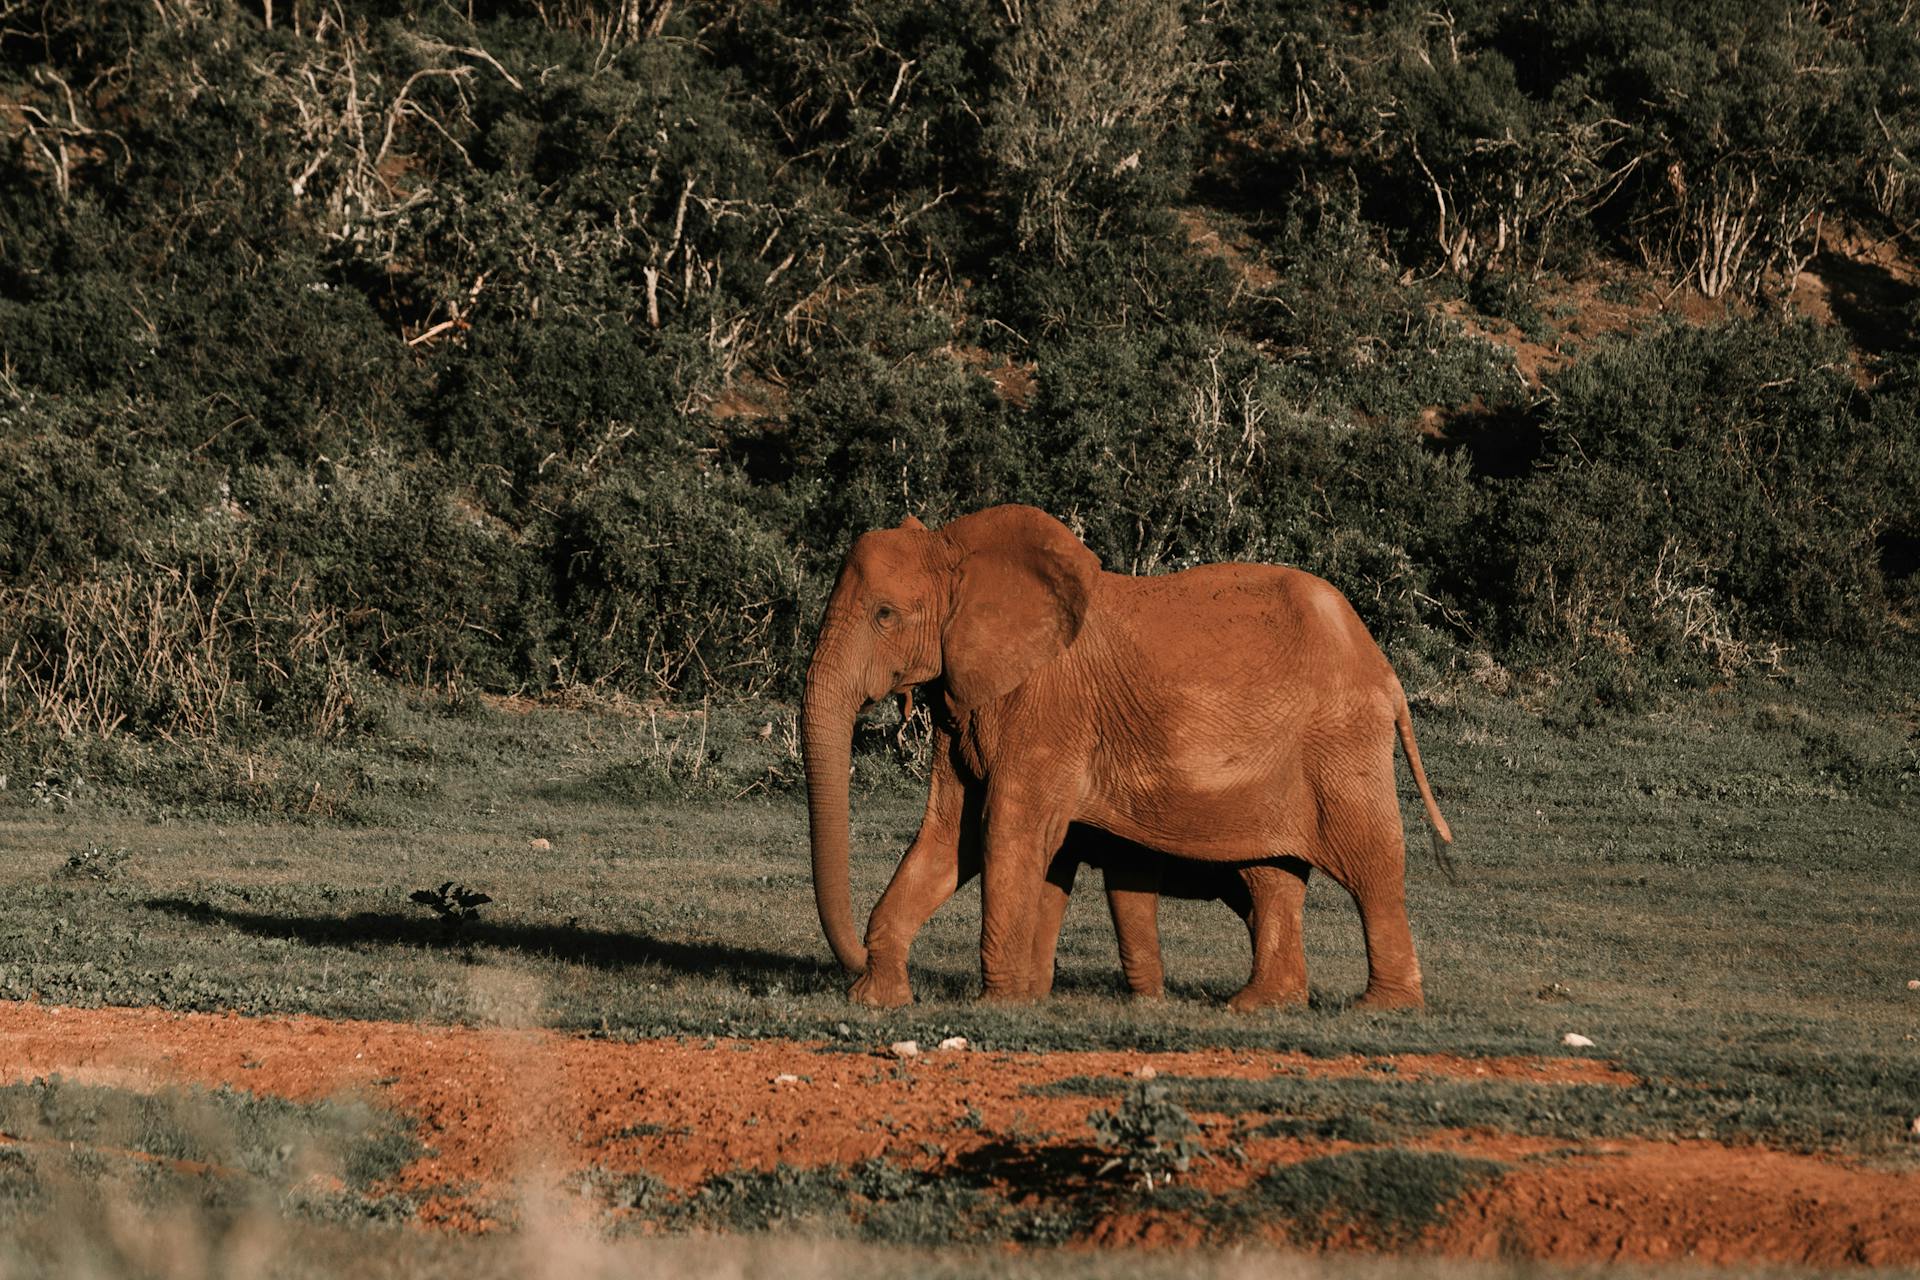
1436 1141 1920 1268
1792 226 1920 364
701 373 791 421
1439 270 1731 391
0 1001 1913 1266
1176 208 1280 295
1439 225 1920 402
947 344 1038 408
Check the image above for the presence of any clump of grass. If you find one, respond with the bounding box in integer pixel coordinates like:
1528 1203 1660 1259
615 1158 1081 1247
680 1163 869 1234
1044 1055 1920 1159
0 1076 419 1219
577 1164 672 1212
546 702 815 804
0 548 359 744
1241 1148 1506 1246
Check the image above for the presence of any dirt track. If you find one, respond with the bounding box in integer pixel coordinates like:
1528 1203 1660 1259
0 1001 1913 1267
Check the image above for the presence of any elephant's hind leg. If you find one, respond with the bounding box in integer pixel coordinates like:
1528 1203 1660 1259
1227 857 1312 1011
1024 848 1081 998
1100 859 1166 999
1315 780 1424 1009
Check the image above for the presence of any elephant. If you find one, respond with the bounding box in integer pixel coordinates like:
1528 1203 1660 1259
801 504 1453 1010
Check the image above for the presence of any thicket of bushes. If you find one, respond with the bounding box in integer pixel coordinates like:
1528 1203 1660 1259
2 0 1916 759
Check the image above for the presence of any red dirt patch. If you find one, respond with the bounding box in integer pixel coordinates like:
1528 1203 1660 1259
702 373 791 421
947 343 1038 408
1438 1141 1920 1268
1435 225 1920 403
1177 207 1280 294
0 1001 1913 1266
1436 270 1730 391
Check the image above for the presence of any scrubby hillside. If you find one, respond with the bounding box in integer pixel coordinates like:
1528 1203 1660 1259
3 0 1918 778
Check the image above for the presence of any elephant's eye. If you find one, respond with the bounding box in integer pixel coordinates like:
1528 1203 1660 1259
874 604 898 628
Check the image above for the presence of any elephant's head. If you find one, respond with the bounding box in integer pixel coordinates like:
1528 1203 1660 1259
802 505 1101 974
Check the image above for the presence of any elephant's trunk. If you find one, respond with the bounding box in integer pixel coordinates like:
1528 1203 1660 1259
802 668 869 975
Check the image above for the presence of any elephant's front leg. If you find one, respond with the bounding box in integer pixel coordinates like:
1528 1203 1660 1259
851 730 980 1008
978 785 1072 1002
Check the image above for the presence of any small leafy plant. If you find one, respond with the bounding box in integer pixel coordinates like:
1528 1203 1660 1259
60 844 128 882
408 882 492 926
1089 1082 1209 1191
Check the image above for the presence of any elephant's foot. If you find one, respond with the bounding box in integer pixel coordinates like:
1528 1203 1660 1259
978 979 1039 1005
1225 983 1307 1013
1353 983 1424 1011
1019 970 1055 1000
849 968 914 1008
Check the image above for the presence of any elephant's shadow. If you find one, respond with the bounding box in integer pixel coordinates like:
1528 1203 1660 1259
944 1137 1112 1195
139 897 1330 1008
140 896 844 990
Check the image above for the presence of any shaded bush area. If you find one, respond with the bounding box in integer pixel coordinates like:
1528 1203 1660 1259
2 0 1916 757
1501 322 1914 664
1218 0 1920 293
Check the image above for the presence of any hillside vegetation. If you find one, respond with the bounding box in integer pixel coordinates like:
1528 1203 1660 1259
3 0 1918 783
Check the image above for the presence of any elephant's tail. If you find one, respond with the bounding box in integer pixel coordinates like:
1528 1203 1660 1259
1393 694 1456 882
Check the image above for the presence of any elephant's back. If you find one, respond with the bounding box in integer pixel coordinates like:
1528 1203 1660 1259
1102 562 1385 676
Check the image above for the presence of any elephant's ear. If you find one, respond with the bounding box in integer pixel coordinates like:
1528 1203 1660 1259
938 506 1100 710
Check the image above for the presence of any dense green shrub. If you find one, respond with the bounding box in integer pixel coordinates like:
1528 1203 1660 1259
0 0 1913 749
1524 2 1870 296
1366 11 1615 277
235 460 546 691
420 317 687 495
1216 1 1920 292
1493 320 1913 668
550 452 810 698
0 408 211 582
785 340 1033 547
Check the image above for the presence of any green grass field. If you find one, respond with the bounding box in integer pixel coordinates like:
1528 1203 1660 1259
1 664 1916 1276
6 669 1914 1077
